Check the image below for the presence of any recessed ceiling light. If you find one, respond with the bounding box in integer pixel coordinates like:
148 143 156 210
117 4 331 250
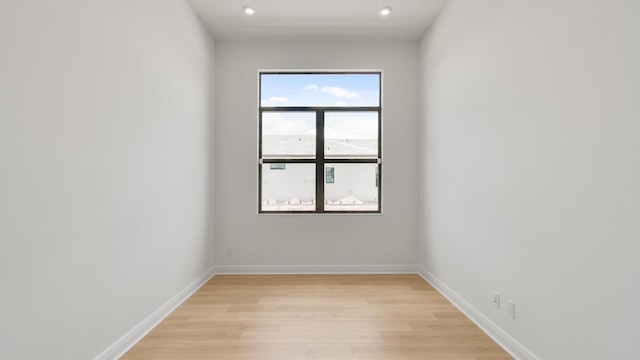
380 6 392 16
243 6 255 15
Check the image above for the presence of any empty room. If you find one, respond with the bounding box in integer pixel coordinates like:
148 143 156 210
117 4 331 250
1 0 638 359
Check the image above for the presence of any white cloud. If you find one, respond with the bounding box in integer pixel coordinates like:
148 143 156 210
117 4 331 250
321 86 361 99
261 96 289 106
262 113 316 136
303 84 319 91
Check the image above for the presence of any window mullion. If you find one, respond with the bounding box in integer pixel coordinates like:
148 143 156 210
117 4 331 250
316 110 325 213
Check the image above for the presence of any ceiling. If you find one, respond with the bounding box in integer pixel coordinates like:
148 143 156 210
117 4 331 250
187 0 449 41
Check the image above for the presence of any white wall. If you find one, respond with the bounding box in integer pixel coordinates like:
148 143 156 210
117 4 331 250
215 41 419 270
0 0 215 359
419 0 640 359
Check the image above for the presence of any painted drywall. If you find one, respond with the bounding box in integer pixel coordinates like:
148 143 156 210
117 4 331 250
214 41 419 269
419 0 640 358
0 0 215 359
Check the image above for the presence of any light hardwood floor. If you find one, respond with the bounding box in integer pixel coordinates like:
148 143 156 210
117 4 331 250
122 274 513 359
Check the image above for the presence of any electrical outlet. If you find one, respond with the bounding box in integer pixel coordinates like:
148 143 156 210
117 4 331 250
493 292 500 309
507 299 515 318
226 247 233 256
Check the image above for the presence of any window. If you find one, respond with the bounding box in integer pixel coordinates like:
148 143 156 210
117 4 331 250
259 72 382 213
325 167 335 184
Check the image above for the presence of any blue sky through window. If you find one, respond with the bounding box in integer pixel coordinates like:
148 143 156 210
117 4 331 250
260 73 380 107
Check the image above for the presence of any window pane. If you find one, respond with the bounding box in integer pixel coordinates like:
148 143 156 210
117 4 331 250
325 112 378 158
324 163 379 212
261 163 315 212
261 73 380 107
262 112 316 159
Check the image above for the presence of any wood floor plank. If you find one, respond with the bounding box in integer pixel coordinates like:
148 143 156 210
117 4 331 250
188 312 313 321
351 343 508 357
380 331 498 345
409 320 485 333
228 304 346 313
312 311 438 321
121 274 513 359
153 320 281 331
238 330 383 343
315 357 476 360
280 319 413 332
201 343 353 357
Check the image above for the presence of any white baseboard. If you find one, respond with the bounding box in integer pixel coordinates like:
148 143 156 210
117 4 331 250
417 266 540 360
93 265 216 360
214 264 417 274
